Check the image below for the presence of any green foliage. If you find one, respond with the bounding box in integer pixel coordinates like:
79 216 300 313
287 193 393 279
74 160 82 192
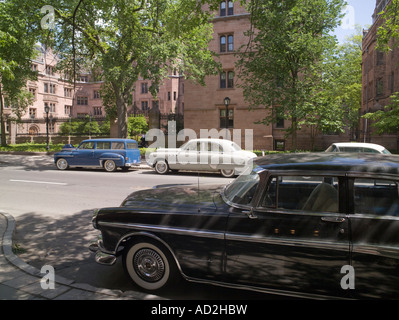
0 0 42 146
364 92 399 135
59 116 109 136
376 0 399 52
128 115 148 138
22 0 222 138
236 0 345 149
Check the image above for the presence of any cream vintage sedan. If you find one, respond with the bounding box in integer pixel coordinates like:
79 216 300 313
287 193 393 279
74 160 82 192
146 138 257 177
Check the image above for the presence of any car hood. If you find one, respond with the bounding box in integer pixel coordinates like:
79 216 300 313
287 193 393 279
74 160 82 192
121 183 225 211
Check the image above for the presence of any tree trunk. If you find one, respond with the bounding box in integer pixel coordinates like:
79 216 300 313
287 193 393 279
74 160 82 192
0 83 7 147
113 83 128 139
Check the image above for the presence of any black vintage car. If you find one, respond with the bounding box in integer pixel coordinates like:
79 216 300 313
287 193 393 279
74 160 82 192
89 153 399 299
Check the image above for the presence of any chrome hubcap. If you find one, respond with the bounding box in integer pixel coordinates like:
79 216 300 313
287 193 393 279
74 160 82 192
156 162 167 173
134 248 165 282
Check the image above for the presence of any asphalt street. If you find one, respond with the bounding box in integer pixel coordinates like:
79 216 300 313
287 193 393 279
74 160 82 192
0 153 272 300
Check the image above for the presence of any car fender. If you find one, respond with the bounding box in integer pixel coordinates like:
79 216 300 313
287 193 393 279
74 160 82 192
99 152 125 165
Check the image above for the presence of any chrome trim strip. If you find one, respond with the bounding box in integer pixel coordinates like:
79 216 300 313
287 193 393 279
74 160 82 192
98 221 225 240
225 233 349 252
183 276 352 300
351 243 399 258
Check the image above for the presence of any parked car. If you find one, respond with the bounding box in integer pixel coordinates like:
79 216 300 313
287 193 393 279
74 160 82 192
146 138 257 177
325 142 391 154
54 138 141 172
90 152 399 299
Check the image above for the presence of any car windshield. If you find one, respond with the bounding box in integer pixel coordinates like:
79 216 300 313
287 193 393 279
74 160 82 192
223 166 262 205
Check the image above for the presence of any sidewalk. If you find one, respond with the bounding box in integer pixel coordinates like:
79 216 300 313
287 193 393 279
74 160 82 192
0 211 161 300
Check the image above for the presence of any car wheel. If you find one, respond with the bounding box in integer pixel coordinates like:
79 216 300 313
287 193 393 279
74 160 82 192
154 160 169 174
56 158 69 170
220 168 235 178
123 241 178 292
104 160 117 172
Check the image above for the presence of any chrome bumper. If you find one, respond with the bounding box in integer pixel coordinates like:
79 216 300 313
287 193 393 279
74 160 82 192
89 237 117 266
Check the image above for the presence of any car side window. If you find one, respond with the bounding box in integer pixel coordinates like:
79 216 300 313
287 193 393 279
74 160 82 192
112 142 125 150
96 142 111 150
261 175 339 213
353 178 399 216
79 142 95 149
185 142 199 151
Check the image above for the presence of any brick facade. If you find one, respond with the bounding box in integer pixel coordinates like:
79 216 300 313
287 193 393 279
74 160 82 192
184 1 353 151
361 0 399 151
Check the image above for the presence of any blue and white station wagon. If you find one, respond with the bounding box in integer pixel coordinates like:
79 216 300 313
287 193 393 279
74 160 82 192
54 138 141 172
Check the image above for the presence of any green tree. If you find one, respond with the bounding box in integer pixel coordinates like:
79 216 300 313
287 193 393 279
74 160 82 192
364 92 399 135
26 0 221 139
128 115 148 139
236 0 345 149
0 1 40 146
376 0 399 52
303 27 364 147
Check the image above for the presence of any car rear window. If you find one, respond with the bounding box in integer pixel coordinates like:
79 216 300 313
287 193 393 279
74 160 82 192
127 142 138 149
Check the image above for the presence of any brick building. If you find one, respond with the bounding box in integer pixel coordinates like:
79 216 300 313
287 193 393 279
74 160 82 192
184 1 354 151
4 45 183 143
361 0 399 151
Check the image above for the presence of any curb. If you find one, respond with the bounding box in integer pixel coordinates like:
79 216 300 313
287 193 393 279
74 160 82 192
0 210 163 300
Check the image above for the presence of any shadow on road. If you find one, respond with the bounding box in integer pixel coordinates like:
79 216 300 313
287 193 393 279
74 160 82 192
12 209 272 299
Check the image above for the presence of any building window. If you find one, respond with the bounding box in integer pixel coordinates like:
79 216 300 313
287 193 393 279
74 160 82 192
64 87 72 97
29 88 37 100
49 122 55 134
141 101 148 110
152 100 159 109
276 116 284 128
64 105 72 115
44 83 56 94
227 35 234 52
389 72 395 94
93 90 100 99
31 64 37 72
220 35 233 53
79 75 88 82
45 65 54 76
220 35 226 52
220 1 226 16
376 51 385 66
29 108 36 119
45 102 56 113
228 1 234 15
220 1 234 16
77 96 88 105
168 92 171 101
220 109 234 128
376 78 384 96
173 91 177 100
93 107 102 116
220 71 234 89
141 83 148 94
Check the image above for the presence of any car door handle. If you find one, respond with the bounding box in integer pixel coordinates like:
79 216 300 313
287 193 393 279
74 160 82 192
243 209 258 219
321 216 345 223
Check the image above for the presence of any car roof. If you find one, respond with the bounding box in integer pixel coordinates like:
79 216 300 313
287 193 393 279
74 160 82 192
81 138 137 143
254 153 399 175
186 138 238 145
331 142 387 151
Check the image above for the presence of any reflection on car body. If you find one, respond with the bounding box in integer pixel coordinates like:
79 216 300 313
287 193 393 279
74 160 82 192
146 138 257 177
325 142 391 154
90 153 399 299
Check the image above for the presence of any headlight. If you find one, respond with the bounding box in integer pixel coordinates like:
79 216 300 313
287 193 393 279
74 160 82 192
92 209 99 229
